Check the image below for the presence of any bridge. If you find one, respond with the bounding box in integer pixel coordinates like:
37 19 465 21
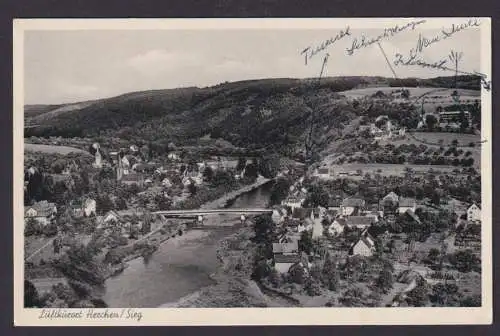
153 208 273 222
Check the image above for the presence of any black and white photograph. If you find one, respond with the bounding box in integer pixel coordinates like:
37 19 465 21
14 18 492 325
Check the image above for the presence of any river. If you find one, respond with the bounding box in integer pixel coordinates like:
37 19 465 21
103 181 274 308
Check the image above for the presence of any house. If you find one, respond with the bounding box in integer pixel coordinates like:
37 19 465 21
341 197 366 216
315 167 331 180
467 204 481 223
168 152 181 161
350 231 376 257
404 209 421 225
24 201 57 226
132 163 155 173
282 196 305 210
71 198 97 218
346 216 374 230
382 191 399 204
162 178 173 188
272 240 299 255
130 145 139 153
120 173 144 186
273 239 300 273
328 197 342 211
274 254 301 273
398 198 417 214
97 210 122 229
271 207 288 225
328 218 347 236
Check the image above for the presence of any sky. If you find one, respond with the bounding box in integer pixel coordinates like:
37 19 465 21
24 25 481 104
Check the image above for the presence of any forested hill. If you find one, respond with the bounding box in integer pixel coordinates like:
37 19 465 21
25 75 481 156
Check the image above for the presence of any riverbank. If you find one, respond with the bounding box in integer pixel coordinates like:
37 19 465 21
201 176 271 209
102 179 274 307
107 176 272 272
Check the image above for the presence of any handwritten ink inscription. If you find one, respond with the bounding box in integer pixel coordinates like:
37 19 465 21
301 26 351 65
393 19 482 70
345 20 427 56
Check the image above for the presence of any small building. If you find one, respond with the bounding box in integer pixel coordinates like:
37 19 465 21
24 201 57 226
341 197 366 216
350 231 376 257
467 203 481 223
71 198 97 218
346 216 374 230
282 196 305 211
328 218 347 236
162 178 173 188
328 197 342 211
120 173 144 187
315 167 331 180
398 198 417 214
271 207 288 225
168 152 181 161
274 254 301 274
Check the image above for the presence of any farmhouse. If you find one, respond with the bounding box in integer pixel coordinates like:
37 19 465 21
467 203 481 223
273 240 300 273
341 197 366 216
328 218 347 236
350 231 376 257
24 201 57 226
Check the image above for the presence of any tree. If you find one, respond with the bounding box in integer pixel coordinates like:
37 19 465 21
460 295 481 307
96 194 114 215
430 283 460 306
269 177 292 206
202 166 214 182
427 248 440 265
298 230 313 255
304 184 329 208
405 278 429 307
322 256 340 291
449 250 481 273
187 183 197 195
24 280 40 307
236 157 246 172
425 115 438 130
375 268 394 294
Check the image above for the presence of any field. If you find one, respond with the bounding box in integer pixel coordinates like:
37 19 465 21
24 143 90 155
340 87 480 99
323 163 459 178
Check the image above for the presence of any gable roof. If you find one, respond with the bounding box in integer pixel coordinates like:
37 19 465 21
24 201 56 217
383 191 400 202
274 254 300 264
468 203 481 211
399 197 416 207
346 216 374 226
272 241 299 254
328 198 342 207
342 197 365 208
121 173 144 182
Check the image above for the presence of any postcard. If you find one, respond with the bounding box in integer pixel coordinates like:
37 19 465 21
14 17 492 325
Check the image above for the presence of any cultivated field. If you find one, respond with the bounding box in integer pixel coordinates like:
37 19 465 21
339 87 480 99
24 143 90 155
325 163 459 177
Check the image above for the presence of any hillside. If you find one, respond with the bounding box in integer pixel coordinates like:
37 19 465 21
25 75 482 157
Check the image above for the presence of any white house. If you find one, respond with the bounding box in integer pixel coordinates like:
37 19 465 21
24 201 57 226
282 196 305 211
162 178 173 188
350 231 376 257
83 198 96 217
467 204 481 223
340 197 366 216
168 152 181 161
271 207 288 225
328 218 347 236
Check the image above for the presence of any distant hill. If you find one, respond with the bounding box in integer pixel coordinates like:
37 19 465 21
24 75 481 156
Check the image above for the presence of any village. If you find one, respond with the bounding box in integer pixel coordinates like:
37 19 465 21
255 160 482 307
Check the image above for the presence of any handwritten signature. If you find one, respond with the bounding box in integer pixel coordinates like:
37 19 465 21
301 26 351 65
395 19 481 66
345 20 427 56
